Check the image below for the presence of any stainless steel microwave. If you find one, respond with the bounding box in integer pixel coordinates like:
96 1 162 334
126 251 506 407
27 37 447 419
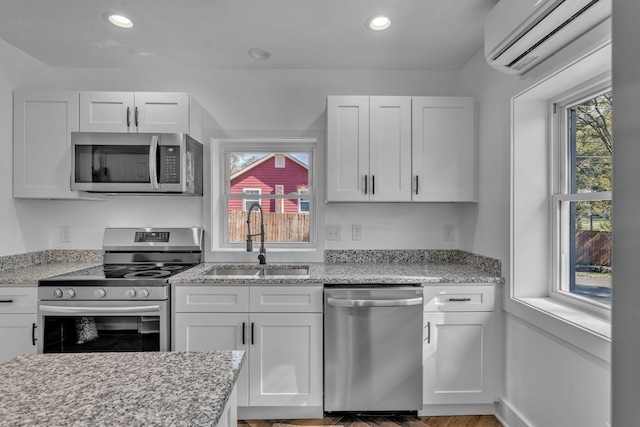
71 132 203 195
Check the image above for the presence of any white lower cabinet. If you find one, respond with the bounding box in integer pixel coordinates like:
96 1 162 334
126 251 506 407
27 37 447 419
173 285 323 416
422 285 495 407
0 287 38 364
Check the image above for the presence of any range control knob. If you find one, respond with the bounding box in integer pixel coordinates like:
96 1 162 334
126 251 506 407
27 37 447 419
53 288 63 298
126 288 137 298
67 289 76 298
96 288 107 298
139 288 150 298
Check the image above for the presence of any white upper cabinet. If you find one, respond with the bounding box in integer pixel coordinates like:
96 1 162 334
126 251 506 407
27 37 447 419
79 91 199 137
326 96 411 202
13 91 92 199
326 96 369 202
412 97 477 202
326 95 477 202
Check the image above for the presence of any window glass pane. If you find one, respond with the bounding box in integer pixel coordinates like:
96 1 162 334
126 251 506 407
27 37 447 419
226 151 311 244
571 92 612 194
567 200 612 305
228 201 311 243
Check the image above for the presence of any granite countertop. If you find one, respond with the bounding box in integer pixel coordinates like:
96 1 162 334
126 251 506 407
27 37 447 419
170 262 502 285
0 350 245 427
0 263 101 286
0 249 502 286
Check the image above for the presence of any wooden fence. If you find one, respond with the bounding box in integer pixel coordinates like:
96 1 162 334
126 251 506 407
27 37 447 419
575 230 611 267
228 210 310 243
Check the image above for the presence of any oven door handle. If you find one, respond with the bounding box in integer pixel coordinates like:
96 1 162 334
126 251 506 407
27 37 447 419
38 305 162 314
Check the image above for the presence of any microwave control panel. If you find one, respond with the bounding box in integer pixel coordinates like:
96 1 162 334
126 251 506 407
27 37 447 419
159 146 180 183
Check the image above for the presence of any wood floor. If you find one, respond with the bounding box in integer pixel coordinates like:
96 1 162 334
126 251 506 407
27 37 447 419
239 415 503 427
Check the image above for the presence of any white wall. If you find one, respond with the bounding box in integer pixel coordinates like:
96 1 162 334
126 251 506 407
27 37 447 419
458 24 612 427
611 0 640 425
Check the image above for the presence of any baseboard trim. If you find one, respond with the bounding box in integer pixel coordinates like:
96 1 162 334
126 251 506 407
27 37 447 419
239 406 324 420
495 398 532 427
418 403 495 416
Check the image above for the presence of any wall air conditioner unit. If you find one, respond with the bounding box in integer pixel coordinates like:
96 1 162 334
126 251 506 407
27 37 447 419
485 0 611 75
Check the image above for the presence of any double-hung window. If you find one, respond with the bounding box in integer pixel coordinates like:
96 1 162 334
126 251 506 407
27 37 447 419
552 87 612 313
221 141 315 248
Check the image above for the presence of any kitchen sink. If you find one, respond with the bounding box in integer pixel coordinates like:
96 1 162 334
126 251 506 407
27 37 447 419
204 265 309 277
261 268 309 276
207 268 260 276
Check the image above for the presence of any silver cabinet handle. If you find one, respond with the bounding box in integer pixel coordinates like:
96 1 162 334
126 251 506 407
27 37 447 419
38 305 161 314
426 321 431 344
327 297 423 307
126 107 131 128
149 135 159 190
0 299 14 304
448 297 472 302
415 175 419 195
364 175 368 194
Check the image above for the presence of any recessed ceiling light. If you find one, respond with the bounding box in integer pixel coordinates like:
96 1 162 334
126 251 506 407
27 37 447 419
248 48 271 60
103 13 134 29
366 15 391 31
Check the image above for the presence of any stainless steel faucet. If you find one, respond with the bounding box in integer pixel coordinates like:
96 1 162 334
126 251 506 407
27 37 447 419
246 202 266 264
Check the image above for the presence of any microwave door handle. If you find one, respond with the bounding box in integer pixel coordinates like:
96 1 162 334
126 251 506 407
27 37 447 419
149 135 160 190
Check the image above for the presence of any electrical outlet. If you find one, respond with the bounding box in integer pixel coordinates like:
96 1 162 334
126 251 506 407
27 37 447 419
352 224 362 240
60 226 71 243
326 225 342 241
443 224 454 241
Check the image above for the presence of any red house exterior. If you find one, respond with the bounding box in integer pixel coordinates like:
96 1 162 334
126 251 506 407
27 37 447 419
229 154 309 213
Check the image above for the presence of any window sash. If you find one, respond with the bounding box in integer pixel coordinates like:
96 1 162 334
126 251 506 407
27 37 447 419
551 87 612 316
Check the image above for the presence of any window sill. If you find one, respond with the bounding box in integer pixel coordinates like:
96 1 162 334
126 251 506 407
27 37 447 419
506 296 611 363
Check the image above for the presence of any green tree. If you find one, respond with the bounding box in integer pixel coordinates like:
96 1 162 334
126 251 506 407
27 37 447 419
573 91 612 231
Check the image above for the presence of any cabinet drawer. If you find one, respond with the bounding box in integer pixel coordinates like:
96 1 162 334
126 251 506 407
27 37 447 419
423 285 494 312
0 287 37 314
250 286 323 313
174 286 249 313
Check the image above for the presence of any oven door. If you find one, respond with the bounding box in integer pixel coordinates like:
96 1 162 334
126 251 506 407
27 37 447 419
37 300 169 353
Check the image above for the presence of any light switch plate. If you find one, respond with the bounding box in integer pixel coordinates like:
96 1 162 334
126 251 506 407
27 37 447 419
60 226 71 243
443 224 454 241
352 224 362 240
326 225 342 241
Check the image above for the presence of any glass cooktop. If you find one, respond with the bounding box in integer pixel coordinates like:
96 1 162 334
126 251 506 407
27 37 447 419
38 264 196 286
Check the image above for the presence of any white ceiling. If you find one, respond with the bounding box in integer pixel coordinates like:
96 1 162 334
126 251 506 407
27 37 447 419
0 0 498 70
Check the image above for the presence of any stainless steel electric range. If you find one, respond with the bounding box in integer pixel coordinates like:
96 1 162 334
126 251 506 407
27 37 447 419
37 227 203 354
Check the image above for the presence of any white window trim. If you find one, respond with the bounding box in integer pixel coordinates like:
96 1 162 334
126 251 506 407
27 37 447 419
510 41 612 363
550 84 612 319
218 138 317 251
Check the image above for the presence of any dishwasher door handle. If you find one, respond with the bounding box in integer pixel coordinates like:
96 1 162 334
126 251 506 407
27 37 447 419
326 297 423 307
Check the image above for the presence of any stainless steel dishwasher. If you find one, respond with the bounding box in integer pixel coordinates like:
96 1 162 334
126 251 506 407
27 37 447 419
324 285 424 414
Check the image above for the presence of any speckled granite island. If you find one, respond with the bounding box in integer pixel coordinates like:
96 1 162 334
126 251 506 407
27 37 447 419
0 350 245 427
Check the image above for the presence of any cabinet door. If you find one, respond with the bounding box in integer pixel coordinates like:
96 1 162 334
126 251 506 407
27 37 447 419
13 91 83 199
412 97 477 202
369 96 412 202
173 313 250 406
326 96 370 201
0 314 37 364
79 91 134 133
134 92 190 134
423 311 494 405
249 313 322 407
